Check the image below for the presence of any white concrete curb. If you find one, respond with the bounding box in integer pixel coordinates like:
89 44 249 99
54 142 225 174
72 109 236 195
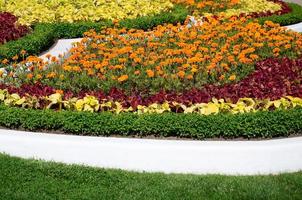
39 38 82 61
1 129 302 175
286 22 302 32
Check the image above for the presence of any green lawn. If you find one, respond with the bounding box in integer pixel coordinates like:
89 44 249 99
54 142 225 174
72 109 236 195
0 154 301 200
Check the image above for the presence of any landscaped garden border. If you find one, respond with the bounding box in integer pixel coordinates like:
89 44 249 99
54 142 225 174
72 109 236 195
0 1 302 140
0 5 188 60
0 105 301 139
0 2 302 61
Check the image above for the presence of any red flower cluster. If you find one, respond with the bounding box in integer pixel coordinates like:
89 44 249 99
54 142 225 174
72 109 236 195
1 57 301 109
0 12 28 44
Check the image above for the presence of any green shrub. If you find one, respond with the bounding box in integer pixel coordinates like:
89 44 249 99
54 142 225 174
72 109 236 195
0 105 301 139
0 23 55 60
258 3 302 26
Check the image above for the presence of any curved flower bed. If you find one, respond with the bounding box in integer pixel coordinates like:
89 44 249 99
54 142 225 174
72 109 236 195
0 0 174 25
2 19 301 94
0 1 302 139
172 0 290 18
0 0 287 25
0 1 302 62
0 12 29 44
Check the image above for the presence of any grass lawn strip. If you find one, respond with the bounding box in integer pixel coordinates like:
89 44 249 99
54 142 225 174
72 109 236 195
0 153 301 200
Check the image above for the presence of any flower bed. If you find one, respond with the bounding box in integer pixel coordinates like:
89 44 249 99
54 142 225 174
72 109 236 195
0 1 302 139
172 0 289 18
0 0 174 25
0 12 29 44
0 1 302 62
0 0 287 25
3 19 301 94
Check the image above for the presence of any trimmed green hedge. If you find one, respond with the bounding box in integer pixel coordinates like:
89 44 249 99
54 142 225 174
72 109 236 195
0 105 301 139
258 3 302 26
0 24 56 59
0 5 188 60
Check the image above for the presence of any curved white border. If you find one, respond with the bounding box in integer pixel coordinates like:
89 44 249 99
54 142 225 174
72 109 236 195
1 129 302 175
286 22 302 32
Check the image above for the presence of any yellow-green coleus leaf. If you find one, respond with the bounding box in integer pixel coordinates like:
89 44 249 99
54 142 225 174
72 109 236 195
0 89 8 101
46 93 63 109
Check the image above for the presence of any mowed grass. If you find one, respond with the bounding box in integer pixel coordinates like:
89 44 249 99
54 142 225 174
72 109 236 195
0 153 302 200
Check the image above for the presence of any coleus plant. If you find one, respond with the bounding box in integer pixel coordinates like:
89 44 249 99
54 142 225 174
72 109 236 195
0 57 301 108
0 12 29 44
1 89 302 115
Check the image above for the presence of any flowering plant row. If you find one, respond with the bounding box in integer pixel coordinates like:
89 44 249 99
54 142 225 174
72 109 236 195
0 12 29 44
3 19 301 95
1 55 301 108
171 0 289 18
0 88 301 115
0 0 173 25
0 0 292 25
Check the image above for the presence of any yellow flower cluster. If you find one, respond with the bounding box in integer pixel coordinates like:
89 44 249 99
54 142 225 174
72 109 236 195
220 0 282 18
172 0 282 18
0 0 173 25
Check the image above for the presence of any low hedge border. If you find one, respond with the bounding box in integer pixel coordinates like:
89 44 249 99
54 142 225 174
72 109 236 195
258 3 302 25
0 105 301 139
1 3 302 61
0 5 188 60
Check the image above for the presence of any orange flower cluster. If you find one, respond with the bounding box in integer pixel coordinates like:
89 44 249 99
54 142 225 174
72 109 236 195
3 18 302 94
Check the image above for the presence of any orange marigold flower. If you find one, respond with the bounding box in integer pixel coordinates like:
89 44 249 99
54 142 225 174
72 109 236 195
51 56 57 62
186 74 193 80
146 69 155 78
273 48 280 54
177 70 186 78
36 74 42 79
249 54 259 60
27 73 33 79
219 75 225 80
284 44 291 49
46 72 56 78
229 74 236 81
20 50 26 55
1 59 9 64
118 75 128 82
55 90 64 94
12 55 19 61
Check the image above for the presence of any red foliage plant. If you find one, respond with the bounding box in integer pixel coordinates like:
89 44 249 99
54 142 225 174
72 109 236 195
0 12 29 44
1 57 302 109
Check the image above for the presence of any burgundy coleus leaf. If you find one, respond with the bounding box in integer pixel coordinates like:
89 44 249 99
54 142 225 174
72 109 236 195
0 12 29 44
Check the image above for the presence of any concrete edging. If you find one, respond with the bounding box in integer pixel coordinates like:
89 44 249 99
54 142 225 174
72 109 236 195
1 129 302 175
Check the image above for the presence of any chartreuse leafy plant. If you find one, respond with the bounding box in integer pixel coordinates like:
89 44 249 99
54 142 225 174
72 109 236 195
171 0 283 17
0 0 174 25
1 89 302 115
